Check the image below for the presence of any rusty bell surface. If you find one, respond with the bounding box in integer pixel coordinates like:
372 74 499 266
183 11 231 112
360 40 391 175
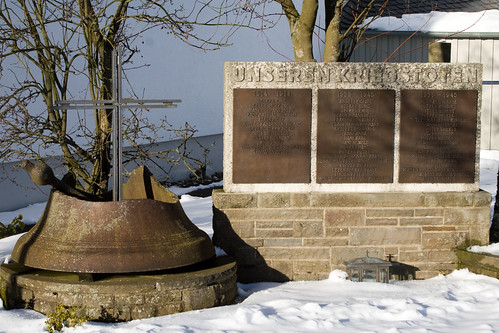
11 189 216 273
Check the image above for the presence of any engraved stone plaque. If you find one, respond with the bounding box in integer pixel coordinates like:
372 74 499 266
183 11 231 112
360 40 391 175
317 89 395 183
232 88 311 183
399 90 477 183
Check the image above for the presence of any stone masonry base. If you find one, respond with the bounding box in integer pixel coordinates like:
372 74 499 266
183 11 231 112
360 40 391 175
0 256 237 322
212 190 491 282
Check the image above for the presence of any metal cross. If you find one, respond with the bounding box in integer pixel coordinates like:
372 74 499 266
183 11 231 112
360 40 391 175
52 47 181 201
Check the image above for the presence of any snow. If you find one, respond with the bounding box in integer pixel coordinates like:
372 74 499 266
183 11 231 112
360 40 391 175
0 202 46 227
2 268 499 332
469 243 499 256
367 10 499 34
0 151 499 332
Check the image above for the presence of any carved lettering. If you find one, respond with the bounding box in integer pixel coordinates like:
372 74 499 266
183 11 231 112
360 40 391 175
231 64 480 86
234 66 245 82
399 90 477 183
317 89 395 183
232 89 312 183
316 67 331 83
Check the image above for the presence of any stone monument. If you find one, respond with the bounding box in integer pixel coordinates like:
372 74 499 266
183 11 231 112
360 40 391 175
213 62 491 282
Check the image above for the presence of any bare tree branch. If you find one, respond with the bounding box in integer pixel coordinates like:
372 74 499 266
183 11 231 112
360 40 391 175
0 0 279 193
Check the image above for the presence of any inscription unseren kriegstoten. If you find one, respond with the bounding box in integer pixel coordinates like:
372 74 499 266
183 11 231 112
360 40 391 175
232 64 479 85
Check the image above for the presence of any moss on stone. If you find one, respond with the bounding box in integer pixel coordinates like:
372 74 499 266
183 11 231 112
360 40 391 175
456 248 499 278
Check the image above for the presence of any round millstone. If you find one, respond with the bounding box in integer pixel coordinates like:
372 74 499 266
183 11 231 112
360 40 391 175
0 256 237 322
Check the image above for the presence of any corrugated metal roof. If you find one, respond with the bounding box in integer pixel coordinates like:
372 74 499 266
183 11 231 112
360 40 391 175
341 0 499 29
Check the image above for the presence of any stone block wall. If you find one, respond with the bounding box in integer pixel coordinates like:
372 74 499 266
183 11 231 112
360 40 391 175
212 190 491 282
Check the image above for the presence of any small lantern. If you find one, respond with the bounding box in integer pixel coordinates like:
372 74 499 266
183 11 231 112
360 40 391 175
345 251 392 283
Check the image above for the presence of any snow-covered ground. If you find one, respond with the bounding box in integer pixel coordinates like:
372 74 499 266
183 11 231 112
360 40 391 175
0 151 499 333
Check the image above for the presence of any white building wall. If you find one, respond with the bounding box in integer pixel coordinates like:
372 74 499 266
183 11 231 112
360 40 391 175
0 133 223 212
349 34 432 62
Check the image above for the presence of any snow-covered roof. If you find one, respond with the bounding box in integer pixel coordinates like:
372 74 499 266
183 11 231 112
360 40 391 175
373 0 499 16
342 0 499 36
366 10 499 35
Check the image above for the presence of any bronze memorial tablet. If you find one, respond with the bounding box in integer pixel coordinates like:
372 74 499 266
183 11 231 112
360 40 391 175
317 89 395 183
233 88 312 183
399 90 477 183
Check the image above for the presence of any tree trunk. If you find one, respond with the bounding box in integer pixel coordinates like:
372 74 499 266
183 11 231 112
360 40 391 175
323 0 343 62
292 0 317 62
89 0 128 194
290 23 315 61
91 41 114 195
77 0 127 194
277 0 317 62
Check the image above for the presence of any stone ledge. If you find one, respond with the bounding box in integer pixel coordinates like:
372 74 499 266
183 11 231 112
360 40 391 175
456 249 499 279
213 190 491 209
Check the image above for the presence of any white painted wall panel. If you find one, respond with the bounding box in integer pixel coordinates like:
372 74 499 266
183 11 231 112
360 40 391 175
480 40 494 149
449 39 459 63
482 85 492 149
469 40 482 63
456 39 470 63
491 40 499 149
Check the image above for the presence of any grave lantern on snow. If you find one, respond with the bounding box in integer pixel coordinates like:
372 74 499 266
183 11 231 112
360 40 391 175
345 252 392 283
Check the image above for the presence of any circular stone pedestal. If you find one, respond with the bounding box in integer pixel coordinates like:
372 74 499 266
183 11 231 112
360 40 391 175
0 256 237 322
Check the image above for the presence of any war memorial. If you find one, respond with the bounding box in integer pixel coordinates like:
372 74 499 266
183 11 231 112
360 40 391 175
0 61 492 321
213 62 491 282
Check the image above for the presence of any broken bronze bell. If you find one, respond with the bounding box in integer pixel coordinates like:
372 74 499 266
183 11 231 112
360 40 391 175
11 162 215 273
